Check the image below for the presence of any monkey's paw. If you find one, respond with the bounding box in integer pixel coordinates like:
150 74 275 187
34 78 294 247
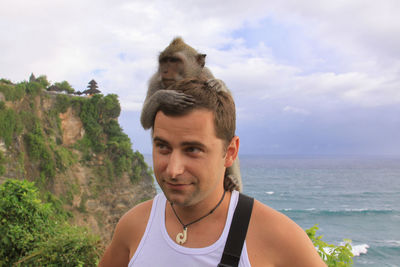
161 91 195 111
224 174 241 192
206 79 228 93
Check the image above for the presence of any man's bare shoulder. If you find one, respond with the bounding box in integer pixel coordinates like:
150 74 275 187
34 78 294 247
246 200 326 267
98 199 154 267
117 199 154 248
120 199 154 229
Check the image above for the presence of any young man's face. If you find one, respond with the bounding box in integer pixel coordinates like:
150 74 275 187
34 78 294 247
152 109 236 207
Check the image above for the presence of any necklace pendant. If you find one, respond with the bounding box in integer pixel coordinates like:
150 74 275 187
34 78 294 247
176 227 187 245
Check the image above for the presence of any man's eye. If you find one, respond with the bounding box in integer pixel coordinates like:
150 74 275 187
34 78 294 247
185 147 202 154
156 143 170 153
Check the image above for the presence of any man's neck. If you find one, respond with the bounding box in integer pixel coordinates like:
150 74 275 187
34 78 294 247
170 188 229 223
164 190 233 248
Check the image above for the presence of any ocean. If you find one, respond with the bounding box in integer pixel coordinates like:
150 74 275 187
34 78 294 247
144 155 400 266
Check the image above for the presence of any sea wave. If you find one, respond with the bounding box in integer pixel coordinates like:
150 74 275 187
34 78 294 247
379 240 400 247
350 244 369 257
281 208 396 215
322 243 369 257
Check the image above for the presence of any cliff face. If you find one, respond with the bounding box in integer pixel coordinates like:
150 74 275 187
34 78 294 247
0 78 156 244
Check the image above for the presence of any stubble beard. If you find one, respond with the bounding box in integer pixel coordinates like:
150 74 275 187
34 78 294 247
161 180 201 207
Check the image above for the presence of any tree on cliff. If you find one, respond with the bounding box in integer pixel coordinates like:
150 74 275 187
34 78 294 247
47 81 75 94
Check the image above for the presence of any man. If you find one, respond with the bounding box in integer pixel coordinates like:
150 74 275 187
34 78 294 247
99 79 326 266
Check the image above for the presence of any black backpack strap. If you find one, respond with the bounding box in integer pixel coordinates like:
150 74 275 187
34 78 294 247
218 193 254 267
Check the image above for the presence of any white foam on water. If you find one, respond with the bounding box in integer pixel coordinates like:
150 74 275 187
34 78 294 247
384 240 400 247
320 243 369 257
351 244 369 256
266 191 274 195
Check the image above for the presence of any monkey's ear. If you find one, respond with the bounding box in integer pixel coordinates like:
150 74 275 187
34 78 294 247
197 54 207 68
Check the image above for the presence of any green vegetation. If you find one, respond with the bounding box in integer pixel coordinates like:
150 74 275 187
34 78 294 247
0 108 21 148
35 75 50 88
0 151 5 176
24 121 56 182
25 81 42 96
0 81 26 101
68 93 151 181
1 76 151 186
306 224 354 266
0 75 155 265
0 179 101 266
55 93 72 113
53 80 75 94
0 79 13 85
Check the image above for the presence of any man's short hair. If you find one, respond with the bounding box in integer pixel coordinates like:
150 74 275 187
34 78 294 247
153 78 236 146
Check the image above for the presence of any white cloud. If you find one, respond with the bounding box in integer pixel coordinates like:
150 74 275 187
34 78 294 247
283 106 310 115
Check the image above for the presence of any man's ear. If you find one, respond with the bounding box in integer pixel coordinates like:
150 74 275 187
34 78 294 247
224 136 239 168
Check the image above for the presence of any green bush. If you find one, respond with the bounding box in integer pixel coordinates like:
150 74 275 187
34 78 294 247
36 75 50 88
0 79 13 85
0 151 5 176
79 94 105 153
0 179 101 266
55 94 71 113
306 224 353 266
0 82 25 101
54 146 76 171
26 81 42 96
24 122 56 179
100 94 121 120
54 81 75 94
17 225 100 266
0 179 54 266
0 108 19 147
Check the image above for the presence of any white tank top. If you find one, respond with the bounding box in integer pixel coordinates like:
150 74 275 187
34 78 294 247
128 190 251 267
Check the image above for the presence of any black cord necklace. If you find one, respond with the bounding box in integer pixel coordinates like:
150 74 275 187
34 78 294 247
170 190 226 245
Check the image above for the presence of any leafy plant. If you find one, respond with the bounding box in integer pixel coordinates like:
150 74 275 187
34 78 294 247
0 79 13 85
0 108 19 147
16 225 101 266
0 82 25 101
0 179 54 266
53 81 75 94
36 75 50 88
55 94 72 113
0 179 101 266
306 224 354 266
24 122 56 180
0 151 5 176
25 81 42 96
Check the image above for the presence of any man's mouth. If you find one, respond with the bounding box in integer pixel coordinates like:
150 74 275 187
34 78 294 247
165 181 191 190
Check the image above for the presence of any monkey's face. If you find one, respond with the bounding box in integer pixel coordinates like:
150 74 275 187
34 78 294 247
159 55 185 87
159 52 202 88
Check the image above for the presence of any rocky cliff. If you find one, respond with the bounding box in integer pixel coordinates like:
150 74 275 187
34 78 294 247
0 77 156 245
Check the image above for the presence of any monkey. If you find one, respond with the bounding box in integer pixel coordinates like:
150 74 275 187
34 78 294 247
140 37 242 192
140 37 220 129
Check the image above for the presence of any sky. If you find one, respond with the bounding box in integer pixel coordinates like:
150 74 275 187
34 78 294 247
1 0 400 155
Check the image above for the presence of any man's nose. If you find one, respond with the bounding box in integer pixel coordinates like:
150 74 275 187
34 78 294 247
166 151 185 177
